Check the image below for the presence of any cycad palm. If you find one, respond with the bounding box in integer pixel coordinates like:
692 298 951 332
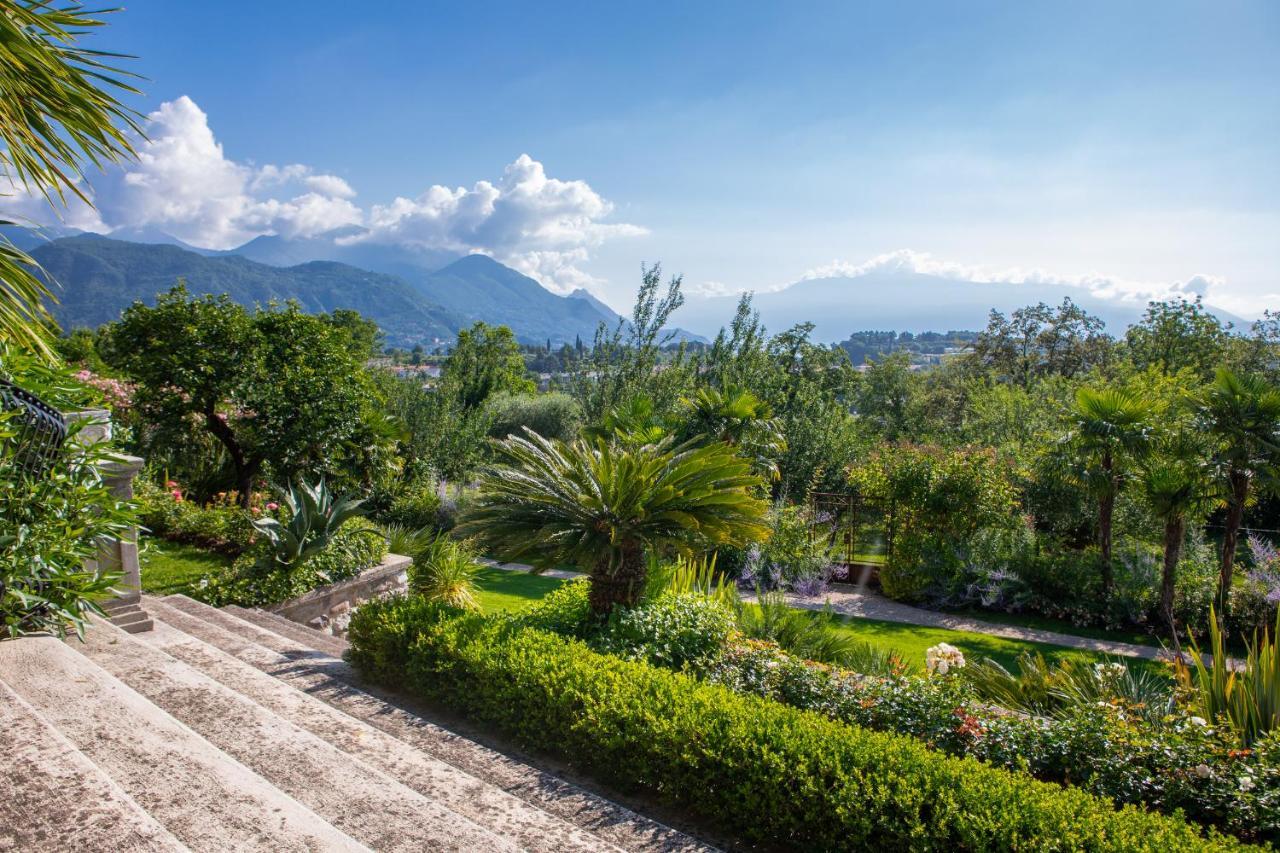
457 430 770 614
1201 368 1280 625
1067 386 1154 596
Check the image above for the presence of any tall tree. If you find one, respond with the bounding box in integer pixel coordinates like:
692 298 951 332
1066 386 1155 597
458 432 769 614
972 298 1110 386
441 322 533 410
107 286 383 505
0 2 141 358
1126 296 1229 379
1200 368 1280 627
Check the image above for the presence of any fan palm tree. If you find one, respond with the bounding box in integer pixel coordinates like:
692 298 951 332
1201 368 1280 627
1065 386 1155 597
1139 437 1218 648
0 2 141 358
678 384 786 480
457 430 770 614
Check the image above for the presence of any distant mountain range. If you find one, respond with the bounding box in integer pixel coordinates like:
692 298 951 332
676 270 1250 341
15 228 638 347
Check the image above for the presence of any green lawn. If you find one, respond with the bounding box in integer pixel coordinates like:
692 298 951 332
139 539 232 595
473 566 565 613
819 610 1169 676
936 606 1160 649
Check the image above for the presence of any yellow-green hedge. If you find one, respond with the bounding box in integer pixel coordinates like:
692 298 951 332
347 596 1247 852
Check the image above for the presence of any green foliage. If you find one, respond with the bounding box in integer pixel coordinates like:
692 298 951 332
379 480 444 529
407 533 481 611
1180 607 1280 747
0 1 140 357
1127 297 1231 379
458 431 770 614
0 348 136 638
484 391 581 441
643 553 738 610
378 522 435 558
250 478 370 570
737 591 904 674
441 322 533 410
134 478 256 555
963 651 1174 721
104 286 389 503
971 298 1111 387
347 598 1238 851
850 443 1022 600
206 517 386 607
516 578 595 638
596 591 736 671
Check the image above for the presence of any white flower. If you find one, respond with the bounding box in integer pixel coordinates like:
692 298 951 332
926 643 965 675
1194 764 1212 779
1240 776 1256 792
1189 716 1208 727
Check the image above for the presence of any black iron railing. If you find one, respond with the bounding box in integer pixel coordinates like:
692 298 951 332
0 377 68 477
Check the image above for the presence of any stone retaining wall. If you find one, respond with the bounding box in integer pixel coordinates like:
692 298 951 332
272 553 412 635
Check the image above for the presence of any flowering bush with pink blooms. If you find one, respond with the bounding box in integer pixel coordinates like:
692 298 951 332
73 369 133 413
136 478 262 555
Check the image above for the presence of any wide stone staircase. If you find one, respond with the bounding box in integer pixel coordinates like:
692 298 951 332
0 595 715 852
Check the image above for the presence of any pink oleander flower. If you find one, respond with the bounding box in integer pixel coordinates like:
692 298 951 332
166 480 179 489
250 506 261 515
266 502 279 511
170 490 183 502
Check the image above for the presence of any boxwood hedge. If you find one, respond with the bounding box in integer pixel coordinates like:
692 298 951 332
347 596 1248 852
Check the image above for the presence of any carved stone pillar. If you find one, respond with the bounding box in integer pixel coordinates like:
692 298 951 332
67 409 153 633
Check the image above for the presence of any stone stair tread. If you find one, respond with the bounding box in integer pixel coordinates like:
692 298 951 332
136 610 609 853
0 680 186 853
154 594 714 853
77 616 512 853
0 635 368 853
225 604 349 657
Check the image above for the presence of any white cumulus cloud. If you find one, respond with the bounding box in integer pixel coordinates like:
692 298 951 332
8 97 642 290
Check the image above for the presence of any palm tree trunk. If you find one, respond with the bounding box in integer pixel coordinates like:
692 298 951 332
1096 450 1116 598
1217 467 1250 630
1160 516 1184 646
588 542 646 615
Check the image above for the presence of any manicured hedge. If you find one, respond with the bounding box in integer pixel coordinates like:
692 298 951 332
347 597 1247 852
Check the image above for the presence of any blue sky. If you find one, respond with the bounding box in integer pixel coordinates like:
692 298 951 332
31 1 1280 316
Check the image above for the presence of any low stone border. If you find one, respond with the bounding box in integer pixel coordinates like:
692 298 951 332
272 553 412 635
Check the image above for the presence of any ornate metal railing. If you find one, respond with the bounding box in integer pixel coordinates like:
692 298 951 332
0 377 68 477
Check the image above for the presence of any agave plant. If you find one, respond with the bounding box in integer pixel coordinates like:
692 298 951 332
1178 605 1280 746
250 477 368 570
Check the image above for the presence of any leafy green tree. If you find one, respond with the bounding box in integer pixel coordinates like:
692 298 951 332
571 264 691 422
972 298 1110 386
106 285 383 505
484 391 582 442
1065 387 1155 596
855 351 917 441
1125 297 1229 379
1200 368 1280 626
324 308 384 359
441 322 533 410
458 433 770 614
0 2 140 358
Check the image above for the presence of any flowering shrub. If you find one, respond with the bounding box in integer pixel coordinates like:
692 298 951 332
72 369 133 413
704 637 1278 841
135 478 259 554
736 504 835 594
925 642 965 675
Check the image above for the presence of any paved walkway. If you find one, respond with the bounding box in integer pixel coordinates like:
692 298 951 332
756 584 1188 663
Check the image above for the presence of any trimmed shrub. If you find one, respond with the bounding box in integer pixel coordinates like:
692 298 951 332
347 597 1243 851
596 591 736 671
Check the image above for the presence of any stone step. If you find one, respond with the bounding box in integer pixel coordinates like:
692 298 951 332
154 594 713 853
225 604 349 657
77 616 512 853
0 634 367 853
0 679 185 852
137 608 611 853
